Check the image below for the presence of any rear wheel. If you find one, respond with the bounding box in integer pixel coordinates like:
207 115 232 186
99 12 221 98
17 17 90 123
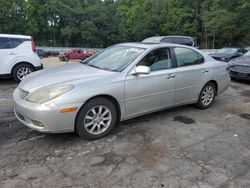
196 82 216 109
12 63 34 82
75 97 118 140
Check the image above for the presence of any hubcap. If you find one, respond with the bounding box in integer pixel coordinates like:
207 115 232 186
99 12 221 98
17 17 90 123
84 105 112 135
201 86 214 106
17 67 31 80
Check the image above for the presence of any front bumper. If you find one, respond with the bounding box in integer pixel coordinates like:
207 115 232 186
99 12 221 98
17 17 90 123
230 71 250 81
13 88 83 133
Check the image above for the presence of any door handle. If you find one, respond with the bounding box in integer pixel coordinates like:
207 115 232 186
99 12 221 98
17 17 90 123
166 74 175 79
8 52 17 55
201 70 209 73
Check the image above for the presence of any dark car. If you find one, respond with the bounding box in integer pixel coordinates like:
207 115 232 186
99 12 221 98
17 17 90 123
227 51 250 81
142 36 196 47
46 50 60 57
36 49 48 58
211 48 248 62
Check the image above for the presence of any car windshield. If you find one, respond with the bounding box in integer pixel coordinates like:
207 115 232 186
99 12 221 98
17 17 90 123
142 37 162 43
81 45 145 72
217 48 237 54
244 51 250 57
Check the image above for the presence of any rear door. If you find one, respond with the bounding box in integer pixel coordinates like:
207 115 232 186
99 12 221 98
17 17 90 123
172 47 210 105
125 47 176 118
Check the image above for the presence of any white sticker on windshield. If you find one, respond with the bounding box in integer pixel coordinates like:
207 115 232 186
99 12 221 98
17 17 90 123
128 48 144 53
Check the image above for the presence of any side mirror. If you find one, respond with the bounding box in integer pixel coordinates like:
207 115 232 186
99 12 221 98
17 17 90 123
132 66 150 75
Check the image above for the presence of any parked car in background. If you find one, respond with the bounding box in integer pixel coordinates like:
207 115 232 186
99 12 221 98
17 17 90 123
210 48 248 62
13 43 230 140
59 49 96 61
227 51 250 80
0 34 43 82
245 46 250 51
36 49 48 58
142 36 196 47
46 50 60 57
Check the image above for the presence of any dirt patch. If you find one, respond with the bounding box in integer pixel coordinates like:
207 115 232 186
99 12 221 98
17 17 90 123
135 143 166 168
173 116 196 125
221 106 249 115
241 90 250 97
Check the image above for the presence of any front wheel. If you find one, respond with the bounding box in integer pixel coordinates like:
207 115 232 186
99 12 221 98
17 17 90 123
196 83 216 109
75 97 118 140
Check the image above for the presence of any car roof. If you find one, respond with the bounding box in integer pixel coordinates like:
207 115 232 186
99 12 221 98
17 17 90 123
118 42 192 49
0 34 31 39
144 36 194 39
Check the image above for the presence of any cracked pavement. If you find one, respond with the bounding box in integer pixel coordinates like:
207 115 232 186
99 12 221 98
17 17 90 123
0 79 250 188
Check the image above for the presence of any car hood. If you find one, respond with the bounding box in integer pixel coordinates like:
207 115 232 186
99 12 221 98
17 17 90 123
210 53 234 58
19 63 115 92
229 56 250 66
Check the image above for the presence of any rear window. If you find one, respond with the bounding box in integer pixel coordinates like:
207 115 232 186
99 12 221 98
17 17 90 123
0 37 30 49
163 37 194 46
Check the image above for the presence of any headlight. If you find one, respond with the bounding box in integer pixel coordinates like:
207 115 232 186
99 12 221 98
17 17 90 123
26 85 73 104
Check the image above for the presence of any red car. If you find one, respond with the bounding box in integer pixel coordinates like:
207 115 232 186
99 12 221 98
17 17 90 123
59 49 96 61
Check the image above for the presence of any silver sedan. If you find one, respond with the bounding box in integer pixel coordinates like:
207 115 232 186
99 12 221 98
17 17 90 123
13 43 230 139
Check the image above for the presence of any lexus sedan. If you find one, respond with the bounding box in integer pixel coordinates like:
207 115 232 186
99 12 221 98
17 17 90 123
210 48 248 62
227 51 250 80
13 43 230 140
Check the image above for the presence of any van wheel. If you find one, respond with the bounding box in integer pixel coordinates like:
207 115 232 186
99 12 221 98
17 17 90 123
12 63 34 82
196 82 216 109
75 97 118 140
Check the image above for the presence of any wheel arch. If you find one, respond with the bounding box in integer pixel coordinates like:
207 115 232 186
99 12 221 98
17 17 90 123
206 80 218 95
11 61 35 74
75 94 121 125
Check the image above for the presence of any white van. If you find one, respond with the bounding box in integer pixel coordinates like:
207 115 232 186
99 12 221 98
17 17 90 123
0 34 43 82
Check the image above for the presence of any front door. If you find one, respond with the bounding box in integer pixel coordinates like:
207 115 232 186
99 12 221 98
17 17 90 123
125 48 176 118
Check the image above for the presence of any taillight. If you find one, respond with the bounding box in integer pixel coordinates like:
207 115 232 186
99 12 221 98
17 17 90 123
31 37 36 52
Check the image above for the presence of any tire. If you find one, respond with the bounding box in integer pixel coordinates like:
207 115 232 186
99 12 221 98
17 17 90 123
75 97 118 140
196 82 216 109
64 57 69 62
12 63 34 82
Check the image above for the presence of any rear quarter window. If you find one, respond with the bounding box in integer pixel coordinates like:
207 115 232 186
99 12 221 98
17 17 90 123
0 37 30 49
0 37 11 49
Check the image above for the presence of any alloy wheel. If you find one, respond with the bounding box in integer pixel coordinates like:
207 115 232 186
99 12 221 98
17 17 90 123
84 105 112 135
17 67 32 80
201 86 214 106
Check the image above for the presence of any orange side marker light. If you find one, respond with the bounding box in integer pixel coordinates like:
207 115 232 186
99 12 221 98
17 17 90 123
60 107 78 113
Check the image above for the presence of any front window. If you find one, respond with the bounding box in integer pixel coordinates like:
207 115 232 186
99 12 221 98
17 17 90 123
137 48 172 71
217 48 237 54
81 45 145 72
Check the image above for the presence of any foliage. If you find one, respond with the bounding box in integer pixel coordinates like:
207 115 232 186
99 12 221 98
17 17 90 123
0 0 249 48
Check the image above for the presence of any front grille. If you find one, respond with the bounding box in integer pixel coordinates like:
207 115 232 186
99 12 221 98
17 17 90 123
231 65 250 73
19 88 29 99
